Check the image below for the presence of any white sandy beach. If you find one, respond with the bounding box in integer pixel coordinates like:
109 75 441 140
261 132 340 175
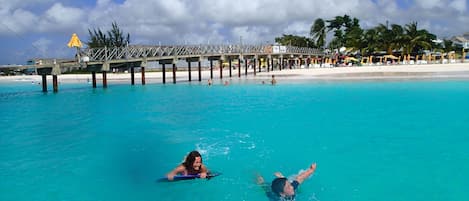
1 63 469 84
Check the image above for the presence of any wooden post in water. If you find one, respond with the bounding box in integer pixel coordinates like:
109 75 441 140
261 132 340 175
92 72 97 88
52 75 58 93
198 60 202 82
130 66 135 85
102 71 108 88
219 60 223 79
162 64 166 84
229 59 232 77
188 61 192 82
172 63 176 84
238 58 241 78
41 74 47 92
141 67 145 85
210 60 213 79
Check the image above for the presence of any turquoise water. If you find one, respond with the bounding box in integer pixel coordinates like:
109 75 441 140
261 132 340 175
1 79 469 201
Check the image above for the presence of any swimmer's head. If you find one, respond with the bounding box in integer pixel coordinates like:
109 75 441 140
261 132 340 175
183 151 203 171
271 177 295 196
271 177 287 195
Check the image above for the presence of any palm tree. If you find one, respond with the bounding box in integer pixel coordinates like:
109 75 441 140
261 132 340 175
361 29 380 55
402 22 433 55
310 18 326 48
389 24 405 54
375 23 396 54
327 15 347 48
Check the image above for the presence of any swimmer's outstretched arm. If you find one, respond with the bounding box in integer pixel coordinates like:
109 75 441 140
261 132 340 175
199 164 208 178
295 163 317 184
256 173 270 192
166 165 185 181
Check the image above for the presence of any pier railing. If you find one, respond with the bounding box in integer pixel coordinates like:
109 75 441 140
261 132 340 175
82 45 324 62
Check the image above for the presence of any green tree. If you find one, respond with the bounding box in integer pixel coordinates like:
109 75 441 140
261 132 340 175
324 15 363 50
360 29 380 55
310 18 326 48
326 15 347 49
442 39 457 52
275 34 314 47
375 23 397 54
87 22 130 48
402 22 433 55
344 18 364 51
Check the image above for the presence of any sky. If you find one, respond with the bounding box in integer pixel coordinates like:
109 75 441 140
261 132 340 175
0 0 468 64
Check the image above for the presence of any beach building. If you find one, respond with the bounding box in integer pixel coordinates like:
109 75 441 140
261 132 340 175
451 32 469 49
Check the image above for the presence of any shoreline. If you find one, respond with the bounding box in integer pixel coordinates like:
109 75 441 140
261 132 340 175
1 63 469 84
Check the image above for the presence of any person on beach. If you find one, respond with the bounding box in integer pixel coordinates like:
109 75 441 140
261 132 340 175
208 78 213 86
224 80 229 86
166 150 209 181
271 75 277 85
257 163 317 201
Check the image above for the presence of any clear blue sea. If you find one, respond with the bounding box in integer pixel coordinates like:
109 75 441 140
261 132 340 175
1 79 469 201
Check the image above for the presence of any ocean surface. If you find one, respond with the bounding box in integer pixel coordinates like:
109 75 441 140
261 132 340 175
1 79 469 201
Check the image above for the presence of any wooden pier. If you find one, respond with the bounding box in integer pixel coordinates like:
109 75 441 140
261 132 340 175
4 44 327 92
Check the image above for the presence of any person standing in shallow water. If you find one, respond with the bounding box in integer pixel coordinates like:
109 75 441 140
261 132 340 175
166 151 208 181
271 75 277 85
257 163 317 201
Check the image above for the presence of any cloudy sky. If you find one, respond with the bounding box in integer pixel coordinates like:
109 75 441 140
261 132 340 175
0 0 468 64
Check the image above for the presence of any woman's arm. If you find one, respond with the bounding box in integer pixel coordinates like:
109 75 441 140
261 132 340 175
166 165 185 181
199 164 208 178
295 163 317 184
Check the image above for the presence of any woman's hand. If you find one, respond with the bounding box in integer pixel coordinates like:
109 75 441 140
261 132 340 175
274 172 284 178
199 172 207 178
310 163 317 171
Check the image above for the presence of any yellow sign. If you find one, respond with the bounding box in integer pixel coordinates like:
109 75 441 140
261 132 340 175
67 33 82 48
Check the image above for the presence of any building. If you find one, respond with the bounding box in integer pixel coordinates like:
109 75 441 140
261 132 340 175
451 32 469 49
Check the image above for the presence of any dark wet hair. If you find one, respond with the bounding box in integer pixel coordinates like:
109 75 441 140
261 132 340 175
271 177 287 196
182 151 202 173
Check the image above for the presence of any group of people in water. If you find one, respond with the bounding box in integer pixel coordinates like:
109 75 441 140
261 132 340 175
166 150 317 201
207 75 277 86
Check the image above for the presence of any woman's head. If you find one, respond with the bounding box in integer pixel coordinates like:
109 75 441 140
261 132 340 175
182 151 203 172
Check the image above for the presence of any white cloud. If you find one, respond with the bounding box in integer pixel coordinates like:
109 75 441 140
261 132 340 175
0 9 38 35
1 0 469 64
37 3 85 32
449 0 467 13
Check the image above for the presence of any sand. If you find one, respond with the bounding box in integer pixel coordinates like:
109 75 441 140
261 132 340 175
1 63 469 84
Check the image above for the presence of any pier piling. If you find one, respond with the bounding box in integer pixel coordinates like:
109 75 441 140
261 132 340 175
172 63 176 84
41 74 47 92
188 61 192 82
52 75 58 92
130 67 135 85
162 64 166 84
198 61 202 82
103 71 107 88
141 67 145 85
92 72 97 88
